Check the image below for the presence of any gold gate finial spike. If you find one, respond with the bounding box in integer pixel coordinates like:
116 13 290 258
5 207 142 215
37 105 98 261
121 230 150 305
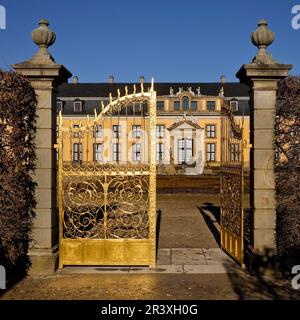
125 86 128 96
94 108 97 119
133 84 136 94
151 78 154 92
141 82 144 93
117 89 121 98
109 93 113 104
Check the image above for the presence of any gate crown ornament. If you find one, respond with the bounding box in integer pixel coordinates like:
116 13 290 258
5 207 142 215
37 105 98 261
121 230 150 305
31 19 56 62
251 19 277 65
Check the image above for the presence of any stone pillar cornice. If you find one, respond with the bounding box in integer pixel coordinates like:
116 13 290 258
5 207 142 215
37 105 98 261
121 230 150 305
12 61 72 86
236 63 293 83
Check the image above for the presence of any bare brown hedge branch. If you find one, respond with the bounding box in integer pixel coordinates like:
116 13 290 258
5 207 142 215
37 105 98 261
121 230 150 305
275 76 300 273
0 71 37 276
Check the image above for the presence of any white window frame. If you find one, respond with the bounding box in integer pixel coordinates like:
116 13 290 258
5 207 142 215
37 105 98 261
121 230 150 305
112 125 121 138
93 143 103 162
73 124 82 138
132 143 141 162
206 143 216 162
73 143 83 163
178 139 193 164
132 125 141 139
94 125 103 138
112 143 121 161
74 100 83 113
156 143 165 162
156 125 165 139
206 125 216 138
230 100 239 112
230 143 240 162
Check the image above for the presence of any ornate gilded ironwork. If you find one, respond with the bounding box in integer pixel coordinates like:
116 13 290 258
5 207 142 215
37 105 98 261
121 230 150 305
220 102 245 267
58 81 157 268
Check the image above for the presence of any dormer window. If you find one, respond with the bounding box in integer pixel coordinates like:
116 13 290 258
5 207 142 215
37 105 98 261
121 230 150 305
182 96 190 111
230 99 239 112
57 100 63 112
74 99 83 113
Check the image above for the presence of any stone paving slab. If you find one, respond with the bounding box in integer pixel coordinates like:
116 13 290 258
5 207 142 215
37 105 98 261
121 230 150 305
171 248 207 265
129 265 184 274
59 248 238 274
183 264 235 274
157 248 171 265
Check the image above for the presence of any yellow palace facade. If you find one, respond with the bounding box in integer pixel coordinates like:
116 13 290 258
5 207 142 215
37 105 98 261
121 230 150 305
57 76 250 173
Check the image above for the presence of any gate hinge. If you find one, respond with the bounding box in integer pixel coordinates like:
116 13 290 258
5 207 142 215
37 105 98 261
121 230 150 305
54 144 59 149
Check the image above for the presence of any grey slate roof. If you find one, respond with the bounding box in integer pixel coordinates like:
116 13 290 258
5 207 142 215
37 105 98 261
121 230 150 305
57 82 250 116
57 82 249 98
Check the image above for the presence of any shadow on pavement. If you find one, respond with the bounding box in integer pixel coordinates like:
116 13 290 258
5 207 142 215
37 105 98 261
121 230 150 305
198 202 221 245
198 202 300 300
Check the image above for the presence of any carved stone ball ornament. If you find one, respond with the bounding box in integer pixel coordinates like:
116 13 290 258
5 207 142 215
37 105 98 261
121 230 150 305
31 19 56 62
251 19 277 64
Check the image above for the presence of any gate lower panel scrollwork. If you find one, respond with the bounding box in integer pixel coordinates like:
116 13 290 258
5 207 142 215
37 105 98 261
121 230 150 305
62 169 150 240
220 169 242 238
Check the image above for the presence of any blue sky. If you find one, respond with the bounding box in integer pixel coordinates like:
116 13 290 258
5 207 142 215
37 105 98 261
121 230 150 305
0 0 299 82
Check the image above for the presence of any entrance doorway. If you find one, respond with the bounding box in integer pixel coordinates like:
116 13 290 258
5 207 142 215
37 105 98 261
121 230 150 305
178 138 193 164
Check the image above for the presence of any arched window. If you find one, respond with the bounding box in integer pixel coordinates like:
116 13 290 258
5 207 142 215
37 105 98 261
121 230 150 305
182 96 189 111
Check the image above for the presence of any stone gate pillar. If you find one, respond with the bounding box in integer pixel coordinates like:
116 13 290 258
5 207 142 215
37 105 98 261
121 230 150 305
13 19 71 275
236 20 292 255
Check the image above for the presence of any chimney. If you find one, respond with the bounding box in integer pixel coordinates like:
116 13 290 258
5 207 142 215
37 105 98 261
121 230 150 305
220 75 226 85
108 75 114 85
139 76 145 84
72 76 78 84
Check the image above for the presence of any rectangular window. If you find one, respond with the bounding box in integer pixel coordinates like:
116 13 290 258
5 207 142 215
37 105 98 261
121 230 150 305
112 125 121 138
191 101 198 110
206 101 216 111
206 125 216 138
132 125 141 139
156 125 165 139
93 143 103 162
73 124 82 138
113 143 121 161
93 125 103 138
174 101 180 111
178 139 193 164
156 143 165 162
230 143 240 162
73 143 83 163
230 100 239 112
156 101 165 111
74 100 83 113
132 143 141 162
206 143 216 162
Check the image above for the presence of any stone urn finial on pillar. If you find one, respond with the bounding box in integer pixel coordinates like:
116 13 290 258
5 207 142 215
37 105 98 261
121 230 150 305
31 18 56 62
251 19 276 64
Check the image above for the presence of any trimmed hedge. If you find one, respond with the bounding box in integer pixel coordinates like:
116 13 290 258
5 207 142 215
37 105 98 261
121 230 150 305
0 71 37 277
275 76 300 273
